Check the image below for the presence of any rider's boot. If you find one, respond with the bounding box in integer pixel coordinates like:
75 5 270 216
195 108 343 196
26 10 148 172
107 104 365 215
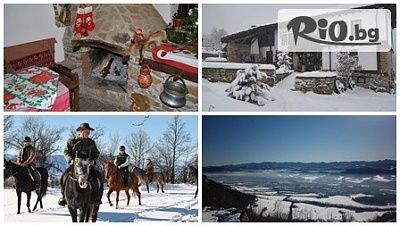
33 169 40 189
58 169 68 206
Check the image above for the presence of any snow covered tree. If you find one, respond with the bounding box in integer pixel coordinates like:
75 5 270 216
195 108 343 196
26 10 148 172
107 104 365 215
368 70 396 94
335 52 361 93
275 51 292 71
225 65 275 106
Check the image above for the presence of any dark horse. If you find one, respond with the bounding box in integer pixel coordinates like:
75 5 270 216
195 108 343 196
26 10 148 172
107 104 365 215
187 165 198 198
63 157 103 222
4 159 48 214
131 166 167 193
104 161 141 209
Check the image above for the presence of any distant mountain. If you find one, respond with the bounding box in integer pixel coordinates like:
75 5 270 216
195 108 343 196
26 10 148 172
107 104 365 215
203 160 396 175
341 167 396 175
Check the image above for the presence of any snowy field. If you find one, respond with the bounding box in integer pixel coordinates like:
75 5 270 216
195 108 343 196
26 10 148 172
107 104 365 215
202 72 396 111
3 183 198 223
204 169 395 222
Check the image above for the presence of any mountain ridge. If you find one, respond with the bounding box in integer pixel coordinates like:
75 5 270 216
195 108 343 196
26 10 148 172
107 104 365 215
203 159 396 174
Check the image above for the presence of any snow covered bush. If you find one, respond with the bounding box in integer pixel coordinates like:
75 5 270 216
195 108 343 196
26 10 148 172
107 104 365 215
275 51 292 71
225 65 275 106
389 71 396 94
335 52 361 92
367 71 396 94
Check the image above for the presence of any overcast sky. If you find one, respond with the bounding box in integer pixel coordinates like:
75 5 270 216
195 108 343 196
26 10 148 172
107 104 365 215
202 4 368 35
203 116 396 166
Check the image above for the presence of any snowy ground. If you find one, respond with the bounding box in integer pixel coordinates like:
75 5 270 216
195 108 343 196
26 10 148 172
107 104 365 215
3 183 198 223
202 72 396 111
203 191 394 222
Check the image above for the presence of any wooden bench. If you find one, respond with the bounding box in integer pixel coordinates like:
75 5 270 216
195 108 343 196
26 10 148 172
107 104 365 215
49 65 80 111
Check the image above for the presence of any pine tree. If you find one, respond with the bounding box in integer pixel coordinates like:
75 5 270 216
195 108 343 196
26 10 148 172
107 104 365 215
275 51 292 71
335 52 361 92
225 65 275 106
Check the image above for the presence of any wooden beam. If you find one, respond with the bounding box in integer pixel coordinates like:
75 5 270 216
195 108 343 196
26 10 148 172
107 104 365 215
140 58 198 83
71 39 130 63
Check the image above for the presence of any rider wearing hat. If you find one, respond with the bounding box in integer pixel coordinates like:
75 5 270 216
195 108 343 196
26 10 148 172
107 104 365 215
114 145 130 187
144 158 154 181
17 136 40 189
58 123 102 206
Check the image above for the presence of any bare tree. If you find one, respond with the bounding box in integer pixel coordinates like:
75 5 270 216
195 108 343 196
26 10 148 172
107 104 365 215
105 132 121 159
8 117 66 170
124 128 153 168
180 141 198 183
156 116 192 184
4 115 14 153
210 27 228 50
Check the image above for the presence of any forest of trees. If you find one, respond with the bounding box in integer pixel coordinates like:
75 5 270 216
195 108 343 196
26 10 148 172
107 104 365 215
3 115 198 185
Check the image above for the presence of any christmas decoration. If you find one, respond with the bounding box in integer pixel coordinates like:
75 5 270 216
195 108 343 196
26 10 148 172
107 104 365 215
73 4 95 37
84 6 95 31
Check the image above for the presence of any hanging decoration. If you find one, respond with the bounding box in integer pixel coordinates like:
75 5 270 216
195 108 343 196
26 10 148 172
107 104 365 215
73 4 95 37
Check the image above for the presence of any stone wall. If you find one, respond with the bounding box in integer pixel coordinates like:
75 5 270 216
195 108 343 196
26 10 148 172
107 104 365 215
79 62 198 112
202 67 278 86
295 76 336 95
60 4 167 68
226 42 251 63
352 72 391 91
378 51 393 74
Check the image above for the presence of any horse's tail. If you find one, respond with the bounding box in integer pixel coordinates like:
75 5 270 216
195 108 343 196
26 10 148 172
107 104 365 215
39 168 49 197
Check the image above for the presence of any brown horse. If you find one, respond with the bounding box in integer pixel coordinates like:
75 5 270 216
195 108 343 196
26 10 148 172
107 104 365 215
104 161 141 209
131 166 167 193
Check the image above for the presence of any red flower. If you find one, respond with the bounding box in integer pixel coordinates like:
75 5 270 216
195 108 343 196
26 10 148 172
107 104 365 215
30 72 56 84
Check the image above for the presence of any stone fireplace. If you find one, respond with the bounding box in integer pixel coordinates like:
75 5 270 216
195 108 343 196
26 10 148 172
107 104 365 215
56 4 198 111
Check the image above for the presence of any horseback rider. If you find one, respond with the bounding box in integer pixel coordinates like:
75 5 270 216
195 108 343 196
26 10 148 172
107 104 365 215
17 136 40 189
144 158 154 181
58 123 102 206
114 145 130 187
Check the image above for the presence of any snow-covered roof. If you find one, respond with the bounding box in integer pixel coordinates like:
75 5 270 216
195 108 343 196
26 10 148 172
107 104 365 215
202 49 225 55
222 4 390 43
295 71 337 78
204 57 228 62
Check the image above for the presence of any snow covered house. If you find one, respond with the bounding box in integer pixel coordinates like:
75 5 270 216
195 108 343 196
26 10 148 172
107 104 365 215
221 4 396 93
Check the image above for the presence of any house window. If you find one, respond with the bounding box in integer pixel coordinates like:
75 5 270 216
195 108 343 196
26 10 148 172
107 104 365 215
357 77 366 83
349 50 358 56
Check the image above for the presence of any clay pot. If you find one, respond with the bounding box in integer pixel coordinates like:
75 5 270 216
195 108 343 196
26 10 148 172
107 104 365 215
173 18 184 28
138 64 152 88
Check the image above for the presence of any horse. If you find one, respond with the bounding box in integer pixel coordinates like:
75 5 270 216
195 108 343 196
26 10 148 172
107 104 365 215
63 156 103 222
4 159 48 214
131 166 167 193
187 165 198 198
104 161 141 209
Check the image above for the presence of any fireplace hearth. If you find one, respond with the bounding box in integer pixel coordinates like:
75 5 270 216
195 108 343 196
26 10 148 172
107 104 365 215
57 4 198 111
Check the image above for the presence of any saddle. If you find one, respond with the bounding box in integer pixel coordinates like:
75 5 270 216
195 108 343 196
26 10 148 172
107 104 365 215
27 166 41 188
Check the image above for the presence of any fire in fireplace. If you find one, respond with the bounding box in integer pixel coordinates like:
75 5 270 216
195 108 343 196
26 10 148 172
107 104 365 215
86 51 129 93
